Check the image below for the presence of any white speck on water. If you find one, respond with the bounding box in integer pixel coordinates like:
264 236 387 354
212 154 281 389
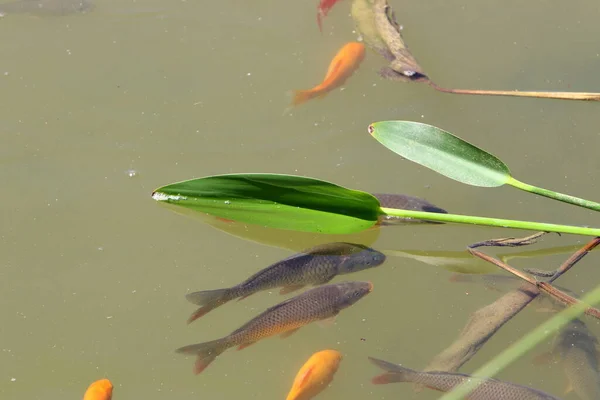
106 316 113 319
399 25 404 30
224 200 231 205
97 247 104 251
10 378 15 382
151 192 186 201
3 71 8 76
247 72 252 76
66 49 72 55
126 169 137 178
132 290 137 294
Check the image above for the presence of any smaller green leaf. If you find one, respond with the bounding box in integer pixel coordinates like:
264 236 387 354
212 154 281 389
369 121 510 187
152 173 381 234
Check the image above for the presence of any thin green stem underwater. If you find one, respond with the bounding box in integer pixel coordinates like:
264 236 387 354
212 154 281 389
507 176 600 212
438 283 600 400
379 207 600 236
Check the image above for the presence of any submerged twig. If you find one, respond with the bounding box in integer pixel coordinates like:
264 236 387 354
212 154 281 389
428 81 600 101
424 235 600 372
469 232 550 249
468 247 600 320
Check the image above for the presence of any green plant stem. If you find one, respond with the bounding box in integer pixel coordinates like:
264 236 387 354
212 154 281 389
379 207 600 236
507 176 600 212
438 284 600 400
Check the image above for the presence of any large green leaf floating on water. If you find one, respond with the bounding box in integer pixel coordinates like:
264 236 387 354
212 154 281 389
369 121 600 211
152 173 381 234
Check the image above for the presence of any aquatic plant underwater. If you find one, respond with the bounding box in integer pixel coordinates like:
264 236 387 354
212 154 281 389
151 0 600 399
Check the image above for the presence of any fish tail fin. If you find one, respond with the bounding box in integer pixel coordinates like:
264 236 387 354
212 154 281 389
291 90 319 107
185 288 232 323
368 357 417 384
175 338 230 375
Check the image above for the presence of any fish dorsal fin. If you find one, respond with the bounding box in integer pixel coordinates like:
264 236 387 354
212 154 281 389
298 365 316 387
323 59 344 84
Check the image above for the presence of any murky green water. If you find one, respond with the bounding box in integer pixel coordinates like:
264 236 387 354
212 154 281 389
1 0 600 399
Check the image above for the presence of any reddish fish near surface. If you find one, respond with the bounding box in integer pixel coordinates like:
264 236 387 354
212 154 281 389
317 0 344 32
176 281 372 375
291 42 365 107
286 349 343 400
83 378 113 400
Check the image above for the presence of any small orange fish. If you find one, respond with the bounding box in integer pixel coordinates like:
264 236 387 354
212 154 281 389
291 42 365 107
286 350 343 400
83 378 113 400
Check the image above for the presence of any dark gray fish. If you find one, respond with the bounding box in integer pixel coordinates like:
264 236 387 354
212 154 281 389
185 242 385 323
374 193 447 225
177 281 373 375
0 0 93 16
535 319 600 400
369 357 561 399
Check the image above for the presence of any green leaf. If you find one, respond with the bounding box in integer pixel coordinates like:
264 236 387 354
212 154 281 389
368 121 510 187
151 173 381 234
369 121 600 212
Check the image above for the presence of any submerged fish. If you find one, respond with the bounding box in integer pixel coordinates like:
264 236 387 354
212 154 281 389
290 42 365 107
317 0 344 33
374 193 447 225
177 281 373 375
534 319 600 400
286 349 343 400
0 0 93 16
82 378 113 400
185 242 384 323
369 357 560 399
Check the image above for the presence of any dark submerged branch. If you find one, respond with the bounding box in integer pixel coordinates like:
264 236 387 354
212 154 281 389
424 235 600 372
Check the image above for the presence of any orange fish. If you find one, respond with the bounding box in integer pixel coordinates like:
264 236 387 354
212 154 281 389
286 350 343 400
291 42 365 107
83 378 113 400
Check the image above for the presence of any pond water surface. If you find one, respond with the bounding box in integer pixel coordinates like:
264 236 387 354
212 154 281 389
1 0 600 399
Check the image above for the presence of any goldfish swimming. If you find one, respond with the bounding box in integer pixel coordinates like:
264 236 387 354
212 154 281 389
369 357 560 400
317 0 344 33
373 193 447 225
290 42 365 107
286 350 343 400
83 378 113 400
534 319 600 400
176 281 372 375
185 242 384 323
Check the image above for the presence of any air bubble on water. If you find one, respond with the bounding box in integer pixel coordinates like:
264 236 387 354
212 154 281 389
224 200 231 205
10 378 16 382
126 169 137 178
3 71 8 76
